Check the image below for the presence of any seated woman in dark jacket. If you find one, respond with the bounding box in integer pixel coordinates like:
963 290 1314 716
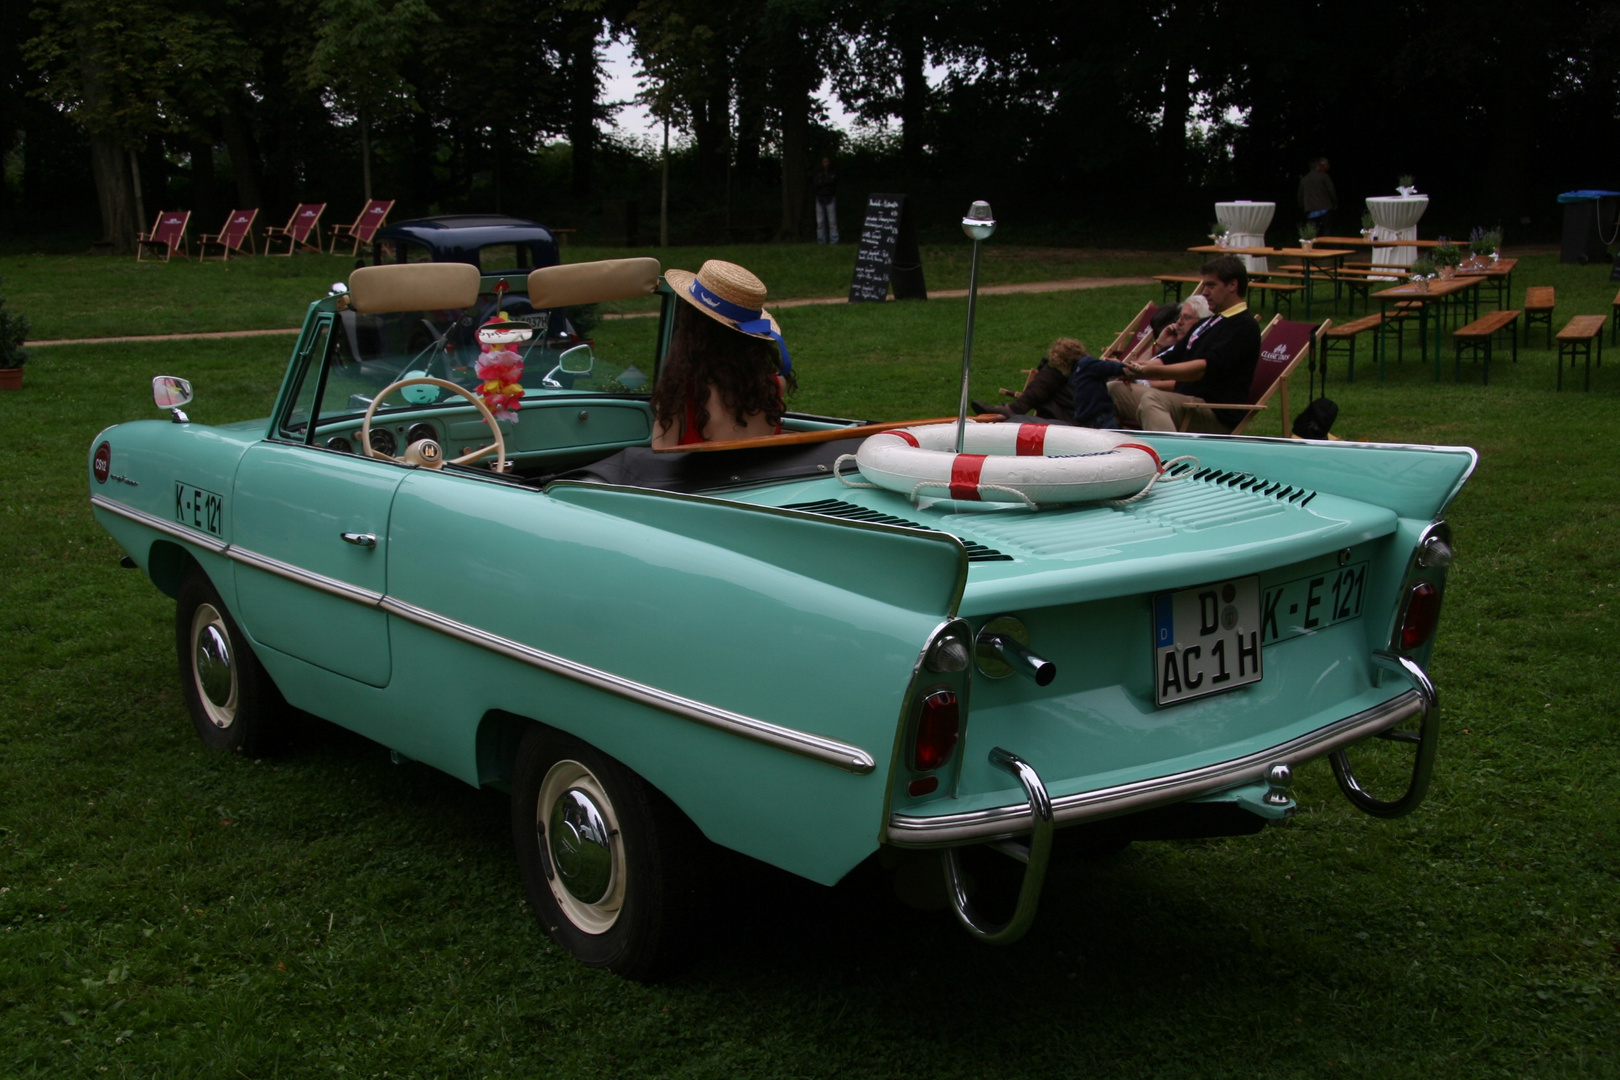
979 339 1081 422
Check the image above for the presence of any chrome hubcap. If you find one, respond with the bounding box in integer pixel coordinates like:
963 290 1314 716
548 788 613 904
191 604 237 729
536 759 625 934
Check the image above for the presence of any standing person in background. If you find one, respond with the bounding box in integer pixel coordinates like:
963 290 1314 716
1298 156 1338 238
813 157 839 244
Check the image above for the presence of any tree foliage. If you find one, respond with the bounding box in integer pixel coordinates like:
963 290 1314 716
5 0 1619 248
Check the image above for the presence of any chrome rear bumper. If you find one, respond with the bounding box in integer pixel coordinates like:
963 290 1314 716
887 665 1433 848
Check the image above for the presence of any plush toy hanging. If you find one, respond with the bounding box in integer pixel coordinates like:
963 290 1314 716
474 280 525 423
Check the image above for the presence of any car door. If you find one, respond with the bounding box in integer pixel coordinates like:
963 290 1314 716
229 314 405 688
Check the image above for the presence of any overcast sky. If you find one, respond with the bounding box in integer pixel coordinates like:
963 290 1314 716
596 36 867 145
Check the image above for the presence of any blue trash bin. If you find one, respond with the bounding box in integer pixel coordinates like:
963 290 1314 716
1556 190 1620 264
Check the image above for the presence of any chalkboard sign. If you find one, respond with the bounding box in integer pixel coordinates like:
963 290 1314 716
849 194 927 302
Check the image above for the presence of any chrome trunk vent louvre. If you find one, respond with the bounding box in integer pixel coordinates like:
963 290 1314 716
783 499 1014 562
1189 468 1318 507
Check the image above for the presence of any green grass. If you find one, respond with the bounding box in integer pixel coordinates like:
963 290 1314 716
2 257 1618 1078
1 243 1172 341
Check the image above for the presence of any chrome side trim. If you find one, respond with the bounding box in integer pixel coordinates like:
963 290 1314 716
91 493 874 774
380 596 875 774
91 494 228 555
887 684 1432 846
228 547 385 607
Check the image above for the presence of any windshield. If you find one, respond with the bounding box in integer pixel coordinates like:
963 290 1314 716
286 298 651 436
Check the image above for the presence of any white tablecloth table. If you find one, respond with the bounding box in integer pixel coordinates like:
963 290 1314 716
1215 201 1275 272
1366 195 1429 269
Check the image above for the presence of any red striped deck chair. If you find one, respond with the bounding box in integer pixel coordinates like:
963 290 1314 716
1184 316 1330 436
135 211 191 261
1102 301 1157 359
197 209 259 261
264 203 327 255
329 199 394 256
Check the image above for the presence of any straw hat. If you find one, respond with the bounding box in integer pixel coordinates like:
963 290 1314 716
664 260 781 342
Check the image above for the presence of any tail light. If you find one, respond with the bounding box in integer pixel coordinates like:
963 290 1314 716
1398 582 1440 651
913 690 960 771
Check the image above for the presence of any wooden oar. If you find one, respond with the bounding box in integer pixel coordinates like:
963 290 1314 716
654 415 1000 453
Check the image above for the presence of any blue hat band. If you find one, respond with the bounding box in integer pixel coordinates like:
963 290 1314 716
688 278 792 376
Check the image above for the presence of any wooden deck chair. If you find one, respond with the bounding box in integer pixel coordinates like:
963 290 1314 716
264 203 327 255
1103 301 1157 358
197 209 259 261
328 199 394 256
135 210 191 261
1182 316 1330 436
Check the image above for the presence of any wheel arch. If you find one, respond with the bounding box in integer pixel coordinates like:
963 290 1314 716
148 539 197 598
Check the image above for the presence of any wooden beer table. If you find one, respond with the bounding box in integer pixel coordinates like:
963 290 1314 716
1369 276 1483 380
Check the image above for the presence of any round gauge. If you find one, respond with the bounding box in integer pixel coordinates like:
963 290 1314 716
406 422 438 446
325 435 353 453
368 427 397 456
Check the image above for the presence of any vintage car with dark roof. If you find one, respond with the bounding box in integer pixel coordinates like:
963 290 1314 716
87 257 1473 978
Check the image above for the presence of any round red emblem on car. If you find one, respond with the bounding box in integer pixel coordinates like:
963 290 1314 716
93 441 112 484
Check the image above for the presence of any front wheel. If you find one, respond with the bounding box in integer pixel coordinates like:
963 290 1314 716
510 727 701 980
175 566 286 755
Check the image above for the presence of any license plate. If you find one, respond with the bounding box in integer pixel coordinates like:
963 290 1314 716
1153 576 1262 706
1261 562 1369 644
175 482 225 538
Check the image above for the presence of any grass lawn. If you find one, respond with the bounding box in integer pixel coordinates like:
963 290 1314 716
1 251 1617 1078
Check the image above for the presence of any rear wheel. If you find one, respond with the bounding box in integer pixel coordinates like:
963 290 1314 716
511 726 700 980
175 566 285 755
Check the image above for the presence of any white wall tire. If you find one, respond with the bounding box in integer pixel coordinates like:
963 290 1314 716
175 566 286 756
510 727 702 980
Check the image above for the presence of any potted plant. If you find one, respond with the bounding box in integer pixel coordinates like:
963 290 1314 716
1297 221 1318 249
1408 257 1435 292
1432 242 1462 279
1360 211 1376 241
1209 222 1229 247
1396 174 1418 197
0 278 28 391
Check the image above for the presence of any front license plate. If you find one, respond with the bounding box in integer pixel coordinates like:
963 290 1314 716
175 482 225 538
1153 576 1262 706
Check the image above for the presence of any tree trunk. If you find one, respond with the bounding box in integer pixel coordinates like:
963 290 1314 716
189 134 220 225
219 99 265 213
774 45 814 241
360 106 373 201
898 20 927 181
564 17 599 199
90 134 137 252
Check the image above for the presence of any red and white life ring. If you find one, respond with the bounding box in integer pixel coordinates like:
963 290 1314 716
845 423 1176 506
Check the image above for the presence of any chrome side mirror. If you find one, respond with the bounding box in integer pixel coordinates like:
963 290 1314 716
542 343 595 387
153 376 193 423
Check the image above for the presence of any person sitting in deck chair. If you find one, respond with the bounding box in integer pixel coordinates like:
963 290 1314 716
1111 256 1260 432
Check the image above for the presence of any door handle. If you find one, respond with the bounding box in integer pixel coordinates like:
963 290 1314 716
341 532 377 548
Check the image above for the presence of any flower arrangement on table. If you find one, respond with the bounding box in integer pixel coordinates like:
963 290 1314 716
1396 174 1418 197
1408 256 1436 291
1469 226 1503 262
1432 242 1462 278
1360 211 1376 239
1297 221 1318 247
1209 222 1229 246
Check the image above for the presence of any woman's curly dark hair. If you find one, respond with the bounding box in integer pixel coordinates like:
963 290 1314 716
651 304 797 438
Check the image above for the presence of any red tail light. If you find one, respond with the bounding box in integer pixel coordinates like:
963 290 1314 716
1399 582 1440 651
913 691 960 771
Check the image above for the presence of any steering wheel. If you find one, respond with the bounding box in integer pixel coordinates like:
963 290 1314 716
360 376 509 473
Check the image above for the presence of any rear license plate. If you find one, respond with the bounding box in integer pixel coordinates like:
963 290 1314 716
1153 576 1262 706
